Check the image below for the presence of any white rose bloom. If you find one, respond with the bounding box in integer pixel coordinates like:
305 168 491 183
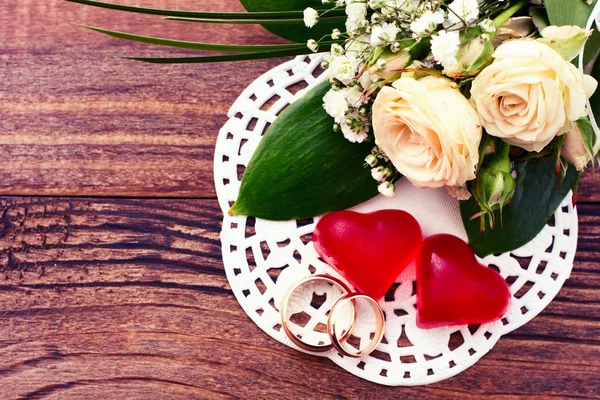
446 0 479 27
323 89 349 122
431 30 460 68
410 10 445 36
303 7 319 28
470 39 598 152
372 74 482 188
329 55 358 85
370 22 400 47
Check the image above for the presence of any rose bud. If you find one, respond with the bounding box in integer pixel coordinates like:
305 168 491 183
538 25 592 62
444 26 494 78
472 142 516 232
562 117 598 171
368 48 411 80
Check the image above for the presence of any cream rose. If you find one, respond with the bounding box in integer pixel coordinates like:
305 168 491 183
372 74 482 188
470 39 598 152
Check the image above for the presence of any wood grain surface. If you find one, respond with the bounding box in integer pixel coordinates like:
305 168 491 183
1 1 599 399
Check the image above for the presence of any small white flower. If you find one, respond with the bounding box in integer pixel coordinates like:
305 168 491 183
478 18 496 33
331 28 341 40
329 55 358 85
369 0 384 9
323 88 349 123
371 166 386 181
446 0 479 27
303 7 319 28
341 111 369 143
365 154 378 167
307 39 319 53
358 71 380 89
344 85 364 107
345 3 367 32
431 30 460 68
378 181 396 197
331 43 344 56
370 22 400 47
410 10 445 36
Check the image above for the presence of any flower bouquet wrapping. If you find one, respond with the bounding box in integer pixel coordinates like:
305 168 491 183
68 0 600 385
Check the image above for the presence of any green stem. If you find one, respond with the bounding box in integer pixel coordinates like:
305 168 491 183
493 0 528 29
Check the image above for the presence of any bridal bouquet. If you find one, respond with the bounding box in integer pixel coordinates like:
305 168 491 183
70 0 599 257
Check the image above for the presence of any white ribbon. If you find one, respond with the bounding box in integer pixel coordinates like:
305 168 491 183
578 0 600 152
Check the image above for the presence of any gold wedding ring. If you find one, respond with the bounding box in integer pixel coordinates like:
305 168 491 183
327 293 386 358
280 274 356 352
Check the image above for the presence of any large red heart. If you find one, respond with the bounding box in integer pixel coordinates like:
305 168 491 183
313 210 422 300
417 234 511 329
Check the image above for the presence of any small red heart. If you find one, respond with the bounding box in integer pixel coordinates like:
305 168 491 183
313 210 422 300
417 234 511 329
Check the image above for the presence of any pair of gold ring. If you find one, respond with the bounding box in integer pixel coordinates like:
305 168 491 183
280 274 385 358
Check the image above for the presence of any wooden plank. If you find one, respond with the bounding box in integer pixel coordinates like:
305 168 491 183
0 0 285 198
3 1 600 202
0 197 599 398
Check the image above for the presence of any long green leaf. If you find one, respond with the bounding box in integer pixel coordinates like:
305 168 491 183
240 0 346 43
124 46 332 63
79 25 338 53
545 0 597 28
230 81 379 220
460 156 579 258
66 0 345 19
164 16 347 25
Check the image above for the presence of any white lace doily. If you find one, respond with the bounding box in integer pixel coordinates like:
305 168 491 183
214 54 578 386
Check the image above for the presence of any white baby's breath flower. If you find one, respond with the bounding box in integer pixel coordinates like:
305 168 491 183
331 43 344 56
323 89 349 122
365 154 378 167
303 7 319 28
369 0 384 9
479 18 496 33
344 85 364 107
370 22 400 47
410 10 445 36
371 166 386 181
331 28 341 40
341 111 369 143
329 55 358 85
446 0 479 27
307 39 319 52
378 181 396 197
431 30 460 68
346 2 367 32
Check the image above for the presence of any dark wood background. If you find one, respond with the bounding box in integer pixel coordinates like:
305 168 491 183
1 1 599 398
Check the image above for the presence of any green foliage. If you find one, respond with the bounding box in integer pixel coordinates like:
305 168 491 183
545 0 597 28
461 156 579 257
240 0 346 43
230 81 379 220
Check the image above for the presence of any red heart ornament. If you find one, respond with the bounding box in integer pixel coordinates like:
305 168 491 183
417 234 511 329
313 210 422 300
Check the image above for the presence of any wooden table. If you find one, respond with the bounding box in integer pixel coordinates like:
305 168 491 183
1 1 599 398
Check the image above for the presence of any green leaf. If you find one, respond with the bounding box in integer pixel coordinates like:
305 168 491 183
461 156 579 257
230 81 379 220
240 0 346 43
164 16 347 25
530 6 550 32
590 50 600 121
124 45 333 63
66 0 345 19
79 24 339 53
545 0 597 28
583 29 600 67
575 117 597 157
